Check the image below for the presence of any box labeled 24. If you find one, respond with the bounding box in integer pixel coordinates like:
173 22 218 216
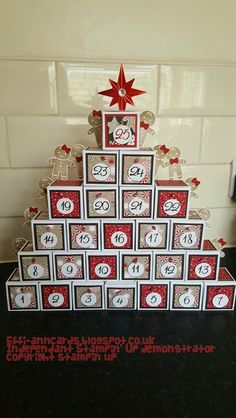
154 180 190 219
154 252 185 280
203 267 236 311
120 187 153 218
72 281 104 310
120 252 152 280
84 187 118 218
138 281 170 310
67 220 100 251
102 111 140 150
18 241 53 281
53 252 86 280
136 220 169 250
83 148 119 185
32 212 67 251
120 149 155 185
86 251 119 280
170 220 205 251
105 281 137 310
6 271 40 311
47 180 83 219
170 282 203 311
186 251 220 281
101 220 135 250
39 282 72 311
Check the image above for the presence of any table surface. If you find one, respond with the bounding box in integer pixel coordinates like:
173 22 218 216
0 249 236 418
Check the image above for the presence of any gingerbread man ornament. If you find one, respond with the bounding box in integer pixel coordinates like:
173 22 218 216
139 111 155 147
88 110 102 148
49 145 74 180
23 207 39 228
163 147 186 180
185 177 201 199
12 237 27 257
37 177 53 206
153 144 169 176
71 144 86 180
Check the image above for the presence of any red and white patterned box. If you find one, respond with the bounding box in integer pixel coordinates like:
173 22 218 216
136 220 169 250
170 282 203 311
67 220 100 251
120 187 153 218
84 187 118 219
18 241 53 281
154 180 190 219
203 267 236 311
120 149 155 186
120 252 152 280
186 251 220 281
32 212 67 251
203 240 218 251
154 252 185 280
170 220 205 251
86 251 119 281
6 271 40 311
101 220 135 250
47 180 83 220
72 281 104 310
53 252 86 281
102 111 140 150
137 281 170 310
39 282 72 311
105 281 137 310
83 148 119 185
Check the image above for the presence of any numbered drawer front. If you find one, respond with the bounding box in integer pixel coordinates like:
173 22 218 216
170 221 205 251
53 252 86 280
102 112 140 150
6 282 40 311
48 188 83 220
101 221 134 250
120 152 155 185
120 187 154 218
84 187 118 219
18 253 53 281
72 282 104 310
105 282 137 310
203 284 236 311
39 282 72 311
67 221 100 251
32 221 67 251
120 253 152 280
155 188 190 219
154 253 185 280
138 281 170 310
86 252 119 280
186 252 220 281
170 282 204 311
83 150 118 185
136 221 169 250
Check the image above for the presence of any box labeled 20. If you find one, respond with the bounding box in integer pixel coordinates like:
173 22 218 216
47 180 83 220
154 180 190 219
84 187 118 219
102 111 140 150
83 149 118 185
120 149 155 185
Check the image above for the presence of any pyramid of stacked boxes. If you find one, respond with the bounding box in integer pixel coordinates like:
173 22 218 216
6 110 236 312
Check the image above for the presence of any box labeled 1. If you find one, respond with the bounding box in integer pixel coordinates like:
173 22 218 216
67 220 100 251
120 252 152 280
170 282 203 311
83 148 118 185
170 220 205 251
102 111 140 150
47 180 83 220
136 220 169 250
72 281 104 310
32 212 67 251
18 241 53 281
120 149 155 185
39 282 72 311
101 220 134 250
105 281 137 310
84 187 118 219
186 251 220 281
120 187 153 218
86 251 119 280
154 252 185 280
138 281 170 310
6 271 40 311
53 252 86 280
203 267 236 311
154 180 190 219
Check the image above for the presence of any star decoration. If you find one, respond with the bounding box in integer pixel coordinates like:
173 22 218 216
98 65 145 110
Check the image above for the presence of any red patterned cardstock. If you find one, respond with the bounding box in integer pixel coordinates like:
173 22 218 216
187 254 219 280
103 113 139 150
139 284 168 309
49 190 82 218
154 254 184 280
121 254 151 280
157 190 189 218
8 285 38 310
121 188 153 218
41 285 70 310
88 255 118 280
205 285 235 310
68 223 99 250
103 223 133 249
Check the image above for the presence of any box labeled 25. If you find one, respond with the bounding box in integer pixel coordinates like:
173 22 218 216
102 111 140 150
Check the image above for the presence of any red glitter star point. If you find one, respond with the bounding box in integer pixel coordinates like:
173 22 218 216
98 64 145 110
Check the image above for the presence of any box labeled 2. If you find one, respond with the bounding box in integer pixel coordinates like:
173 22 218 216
154 252 185 280
47 180 83 219
120 149 155 185
86 251 119 280
83 148 118 185
120 187 153 218
120 252 152 280
203 267 236 311
53 252 86 280
170 220 205 251
105 281 137 310
155 180 190 219
84 187 118 219
18 241 53 281
32 212 67 251
40 282 72 311
67 221 100 251
6 275 40 311
72 281 104 310
102 111 140 150
170 282 203 311
138 281 169 310
101 221 134 250
136 220 169 250
186 251 220 281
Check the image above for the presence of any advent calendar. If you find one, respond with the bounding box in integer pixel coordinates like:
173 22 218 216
6 65 235 312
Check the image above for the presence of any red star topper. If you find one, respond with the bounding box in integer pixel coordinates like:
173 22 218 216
98 64 145 110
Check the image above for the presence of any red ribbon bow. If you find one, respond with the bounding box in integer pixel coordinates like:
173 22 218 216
61 144 71 154
160 145 169 154
218 238 226 246
140 121 149 130
170 157 179 164
191 177 201 187
92 110 102 117
76 156 82 163
29 207 38 213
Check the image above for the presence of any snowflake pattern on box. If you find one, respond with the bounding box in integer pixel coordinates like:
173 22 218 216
122 155 154 185
69 223 98 250
9 285 38 310
188 255 218 280
173 284 201 309
155 254 184 280
122 254 151 280
50 191 81 218
157 190 188 218
34 224 64 250
172 223 203 250
103 223 133 249
41 285 70 309
88 255 117 280
107 288 135 309
140 284 168 309
75 286 103 309
122 189 152 218
86 153 117 184
138 222 168 249
205 286 235 309
86 189 117 218
21 255 50 281
55 254 84 280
